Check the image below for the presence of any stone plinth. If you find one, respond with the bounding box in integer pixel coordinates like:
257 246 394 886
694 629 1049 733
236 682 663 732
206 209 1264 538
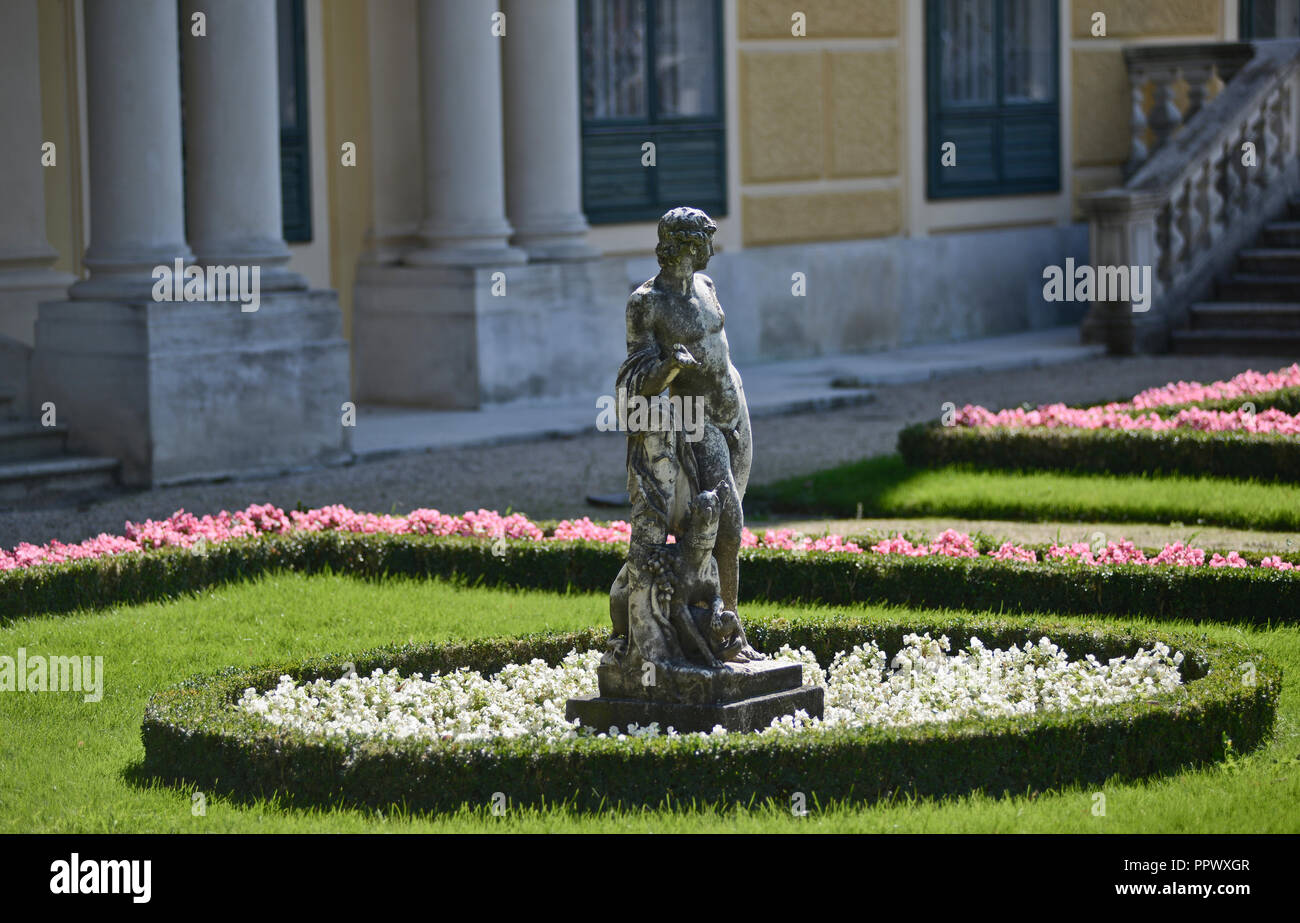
352 258 627 408
31 291 352 485
566 659 824 734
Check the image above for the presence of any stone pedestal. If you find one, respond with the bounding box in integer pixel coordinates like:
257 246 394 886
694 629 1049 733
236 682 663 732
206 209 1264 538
566 659 824 734
31 291 353 485
353 257 627 408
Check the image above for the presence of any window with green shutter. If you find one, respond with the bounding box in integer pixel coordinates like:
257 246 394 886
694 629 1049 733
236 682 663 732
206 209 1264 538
1240 0 1300 38
926 0 1060 199
579 0 727 224
277 0 311 243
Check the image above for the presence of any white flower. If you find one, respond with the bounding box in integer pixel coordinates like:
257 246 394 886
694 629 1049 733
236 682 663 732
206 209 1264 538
234 635 1185 744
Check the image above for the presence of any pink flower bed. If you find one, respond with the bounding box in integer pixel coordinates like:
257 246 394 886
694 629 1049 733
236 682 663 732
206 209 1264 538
1119 363 1300 410
0 505 1292 574
952 364 1300 434
953 404 1300 434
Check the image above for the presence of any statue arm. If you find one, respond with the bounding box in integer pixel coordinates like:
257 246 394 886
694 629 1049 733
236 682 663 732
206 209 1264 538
620 293 695 398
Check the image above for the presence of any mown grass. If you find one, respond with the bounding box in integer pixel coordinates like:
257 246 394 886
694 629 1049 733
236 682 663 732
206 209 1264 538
1 571 1296 833
747 454 1300 532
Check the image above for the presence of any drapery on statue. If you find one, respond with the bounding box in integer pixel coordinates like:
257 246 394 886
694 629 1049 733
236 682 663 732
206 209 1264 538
606 206 762 672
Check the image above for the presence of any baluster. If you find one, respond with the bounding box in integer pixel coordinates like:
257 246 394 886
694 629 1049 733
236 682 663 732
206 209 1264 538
1148 67 1183 154
1217 135 1239 232
1201 155 1222 248
1156 201 1178 288
1124 70 1149 178
1252 108 1271 198
1268 87 1288 178
1184 62 1213 123
1178 177 1200 269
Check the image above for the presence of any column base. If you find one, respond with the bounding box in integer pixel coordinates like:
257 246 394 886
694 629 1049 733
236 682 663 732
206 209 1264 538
404 243 528 267
353 257 628 408
31 290 353 486
513 236 602 263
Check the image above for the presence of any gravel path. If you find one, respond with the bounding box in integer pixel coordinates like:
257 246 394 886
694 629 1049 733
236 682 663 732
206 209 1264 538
0 354 1292 549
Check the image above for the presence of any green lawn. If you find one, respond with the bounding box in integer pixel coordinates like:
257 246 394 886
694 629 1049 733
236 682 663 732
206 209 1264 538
1 571 1296 833
747 454 1300 532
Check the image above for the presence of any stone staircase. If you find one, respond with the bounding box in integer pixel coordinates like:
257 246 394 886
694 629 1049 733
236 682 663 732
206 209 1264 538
0 334 122 507
1172 195 1300 354
1080 40 1300 354
0 396 120 508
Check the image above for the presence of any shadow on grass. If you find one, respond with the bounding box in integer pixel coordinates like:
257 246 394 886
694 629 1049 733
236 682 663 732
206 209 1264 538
746 455 930 520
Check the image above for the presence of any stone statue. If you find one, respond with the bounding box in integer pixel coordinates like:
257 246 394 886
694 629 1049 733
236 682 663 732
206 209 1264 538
567 207 822 733
609 206 760 670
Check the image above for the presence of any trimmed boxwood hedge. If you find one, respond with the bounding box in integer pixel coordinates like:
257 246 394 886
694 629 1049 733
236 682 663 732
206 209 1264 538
898 421 1300 482
4 531 1299 626
138 612 1280 813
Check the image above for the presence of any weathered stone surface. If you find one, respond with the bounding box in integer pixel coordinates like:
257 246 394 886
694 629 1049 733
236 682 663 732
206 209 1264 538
596 658 802 704
567 684 825 735
30 291 352 485
353 257 627 408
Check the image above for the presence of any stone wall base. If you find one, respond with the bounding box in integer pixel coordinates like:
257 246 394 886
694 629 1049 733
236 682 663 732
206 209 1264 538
356 224 1087 410
30 290 352 486
353 258 629 408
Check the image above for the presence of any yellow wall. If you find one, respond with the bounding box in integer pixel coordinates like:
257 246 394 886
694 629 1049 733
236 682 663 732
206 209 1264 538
321 0 373 343
736 0 903 246
37 0 83 279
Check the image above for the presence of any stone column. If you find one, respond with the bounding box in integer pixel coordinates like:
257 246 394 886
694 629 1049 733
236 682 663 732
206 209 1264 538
407 0 525 266
0 0 75 349
502 0 598 261
181 0 304 289
71 0 192 300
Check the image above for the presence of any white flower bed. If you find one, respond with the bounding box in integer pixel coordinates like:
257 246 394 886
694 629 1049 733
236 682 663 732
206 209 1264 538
235 634 1185 745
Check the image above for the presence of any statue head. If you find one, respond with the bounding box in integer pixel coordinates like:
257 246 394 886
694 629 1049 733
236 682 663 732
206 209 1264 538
655 207 716 271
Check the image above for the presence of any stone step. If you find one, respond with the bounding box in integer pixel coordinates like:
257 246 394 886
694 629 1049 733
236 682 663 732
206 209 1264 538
1217 273 1300 303
0 455 120 507
1170 327 1300 355
0 420 69 461
1237 248 1300 276
1258 221 1300 249
1188 302 1300 330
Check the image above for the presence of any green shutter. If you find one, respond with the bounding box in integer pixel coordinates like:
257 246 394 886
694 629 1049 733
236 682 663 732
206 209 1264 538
278 0 312 243
926 0 1060 199
579 0 727 224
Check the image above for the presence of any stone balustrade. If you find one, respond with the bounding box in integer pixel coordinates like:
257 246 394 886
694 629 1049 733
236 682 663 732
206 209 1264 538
1122 43 1255 179
1081 40 1300 354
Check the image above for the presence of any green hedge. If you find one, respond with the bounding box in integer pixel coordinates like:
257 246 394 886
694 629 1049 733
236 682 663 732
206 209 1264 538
898 421 1300 482
138 613 1280 813
4 531 1299 627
